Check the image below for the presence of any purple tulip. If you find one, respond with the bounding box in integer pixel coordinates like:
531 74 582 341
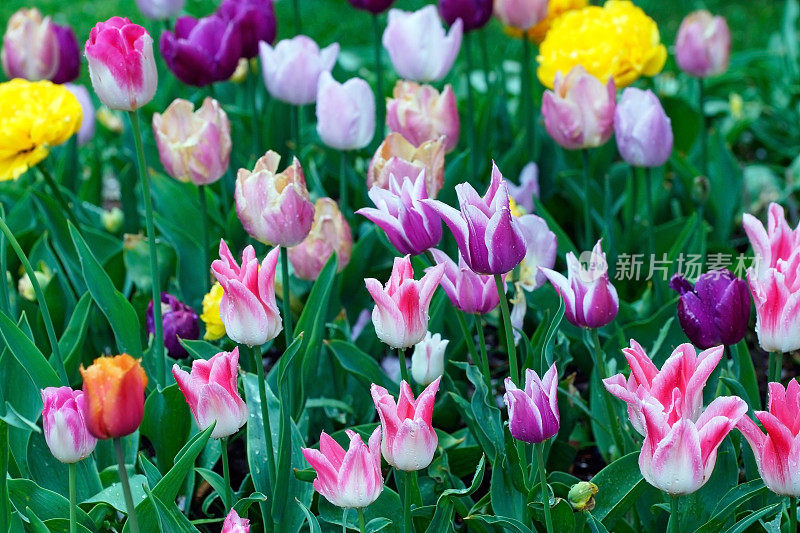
147 293 200 357
348 0 394 14
614 88 673 168
258 35 339 105
427 248 501 315
51 24 80 84
675 10 730 78
504 363 560 443
357 172 442 256
669 270 750 349
160 14 242 87
217 0 276 58
438 0 493 32
424 162 526 275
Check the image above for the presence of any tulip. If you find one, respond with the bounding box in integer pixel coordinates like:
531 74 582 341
1 8 58 81
382 6 463 83
160 15 242 87
211 240 282 346
669 270 750 349
738 380 800 497
742 203 800 277
356 172 443 256
503 363 560 443
258 36 339 105
366 256 444 349
614 88 673 168
201 282 227 341
84 17 157 112
517 214 557 291
135 0 185 20
153 97 231 185
675 11 730 78
146 292 200 357
217 0 277 58
173 348 248 439
540 239 619 329
494 0 548 31
316 72 375 151
411 332 449 385
368 133 446 199
439 0 493 32
221 509 250 533
348 0 394 14
80 354 148 439
40 387 97 463
428 248 501 315
65 84 96 146
541 65 615 150
288 198 352 280
507 162 539 214
371 378 440 471
386 81 460 152
235 151 314 247
424 163 526 275
52 25 80 84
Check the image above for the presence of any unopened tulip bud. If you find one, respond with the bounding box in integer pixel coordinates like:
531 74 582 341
614 88 673 168
2 8 59 81
504 364 560 443
259 36 339 105
411 332 449 385
316 72 375 151
675 11 730 78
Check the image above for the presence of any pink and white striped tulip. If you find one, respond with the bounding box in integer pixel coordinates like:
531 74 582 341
40 387 97 463
540 239 619 329
258 35 339 106
371 378 440 471
211 240 282 346
84 17 157 111
356 172 443 256
427 248 501 315
316 71 375 151
221 509 249 532
738 379 800 497
411 331 449 386
503 363 560 443
172 348 248 439
386 81 460 152
302 427 383 509
366 255 444 349
742 203 800 277
424 163 526 275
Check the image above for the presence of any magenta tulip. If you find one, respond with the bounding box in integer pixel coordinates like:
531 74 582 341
428 248 501 315
504 363 560 443
221 508 250 532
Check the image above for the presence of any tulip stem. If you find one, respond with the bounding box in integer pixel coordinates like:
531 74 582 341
494 274 518 385
535 442 554 533
68 462 77 533
455 309 480 371
38 165 80 229
403 470 417 533
521 36 535 159
475 317 491 391
398 347 411 385
591 328 625 458
668 495 680 533
790 497 797 533
221 436 233 511
199 185 210 295
768 351 781 384
372 13 384 147
292 0 301 34
280 247 293 346
252 345 277 489
464 32 478 178
357 507 366 533
114 438 140 533
342 507 348 533
339 151 348 216
0 207 8 315
639 166 661 304
581 149 592 249
698 78 708 177
129 110 165 385
0 215 68 385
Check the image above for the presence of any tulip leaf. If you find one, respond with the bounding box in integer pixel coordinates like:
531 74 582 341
296 499 322 533
733 340 761 411
695 479 768 533
140 384 191 474
327 340 398 394
427 455 486 531
591 452 646 529
585 510 611 533
26 431 103 501
0 310 60 390
273 337 304 523
489 453 526 522
31 190 86 294
318 487 401 528
142 479 200 533
58 292 93 376
467 515 534 533
7 478 97 532
153 212 206 310
196 468 228 509
682 438 738 530
0 422 9 532
83 475 148 515
180 338 223 360
722 502 782 533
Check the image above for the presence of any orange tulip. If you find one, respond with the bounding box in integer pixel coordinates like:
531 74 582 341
80 354 148 439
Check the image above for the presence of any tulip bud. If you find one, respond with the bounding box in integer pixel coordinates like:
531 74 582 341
51 24 81 84
383 6 462 83
568 482 598 512
439 0 493 32
288 198 352 280
147 293 200 357
201 282 226 341
614 88 673 168
411 332 449 385
222 509 250 533
258 36 339 105
65 84 96 146
18 266 52 302
135 0 185 20
235 151 314 247
368 133 446 199
1 8 59 81
348 0 394 14
675 11 730 78
542 65 615 150
80 354 148 439
101 207 124 233
386 81 460 152
494 0 548 31
85 17 157 111
40 387 97 463
315 72 375 151
504 364 560 443
153 97 231 185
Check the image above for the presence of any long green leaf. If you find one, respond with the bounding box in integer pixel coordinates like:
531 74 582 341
0 311 60 389
591 452 646 529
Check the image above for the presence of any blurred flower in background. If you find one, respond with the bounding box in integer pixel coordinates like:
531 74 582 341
147 292 199 357
289 198 353 280
259 35 339 105
2 8 59 81
438 0 493 32
368 133 446 199
675 10 731 78
135 0 185 20
201 282 227 341
386 81 459 152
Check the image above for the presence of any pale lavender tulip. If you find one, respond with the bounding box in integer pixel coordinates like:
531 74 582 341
427 249 501 315
493 0 548 31
258 35 339 105
316 71 375 151
40 387 97 463
517 214 557 291
508 162 539 214
504 363 560 443
614 88 673 168
675 11 730 78
65 84 96 146
135 0 185 20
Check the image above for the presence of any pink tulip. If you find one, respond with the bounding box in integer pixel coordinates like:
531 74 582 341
503 363 560 443
427 248 501 315
316 71 375 151
2 8 59 81
367 133 446 199
40 387 97 463
386 81 460 152
356 172 443 256
540 239 619 329
493 0 548 31
288 198 352 280
153 97 231 185
258 35 339 105
172 348 248 439
371 378 440 471
541 65 615 150
84 17 157 111
211 240 282 346
742 203 800 277
738 380 800 497
221 509 249 532
235 151 314 247
517 214 557 291
382 6 462 83
365 255 444 349
302 427 383 509
675 11 731 78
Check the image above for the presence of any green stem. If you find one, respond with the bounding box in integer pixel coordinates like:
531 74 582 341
640 166 661 304
0 216 68 385
38 165 79 229
455 309 480 367
250 71 261 160
128 110 165 385
398 347 411 385
372 13 384 146
521 36 533 157
494 274 518 385
698 78 708 177
768 351 781 384
339 151 348 216
403 470 416 533
0 207 9 315
342 507 348 533
535 443 554 533
668 495 680 533
221 436 233 511
292 0 301 33
252 345 277 487
199 185 210 295
292 106 302 159
280 247 292 346
68 462 77 533
790 496 797 533
464 32 478 178
479 30 492 98
114 438 140 533
591 329 625 458
475 316 491 390
582 149 592 249
358 507 366 533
